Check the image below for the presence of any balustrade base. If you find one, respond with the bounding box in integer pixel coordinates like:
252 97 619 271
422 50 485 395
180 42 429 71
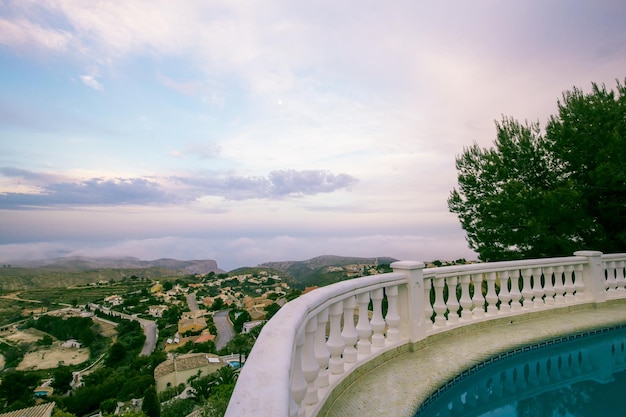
321 299 626 417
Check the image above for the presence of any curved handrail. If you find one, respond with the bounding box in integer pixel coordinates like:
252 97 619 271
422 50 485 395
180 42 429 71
225 272 408 416
225 251 626 417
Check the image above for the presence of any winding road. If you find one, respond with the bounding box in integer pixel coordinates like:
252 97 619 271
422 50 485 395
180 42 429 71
214 310 234 350
89 304 157 356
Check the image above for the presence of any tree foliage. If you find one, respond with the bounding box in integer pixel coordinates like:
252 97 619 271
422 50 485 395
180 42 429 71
160 398 195 417
141 386 160 417
30 315 100 348
545 81 626 252
0 372 39 409
51 367 74 393
449 80 626 261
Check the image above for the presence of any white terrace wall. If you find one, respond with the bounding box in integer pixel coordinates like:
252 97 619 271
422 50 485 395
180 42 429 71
225 251 626 417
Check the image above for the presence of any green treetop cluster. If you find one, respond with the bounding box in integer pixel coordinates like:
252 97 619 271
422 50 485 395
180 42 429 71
449 79 626 261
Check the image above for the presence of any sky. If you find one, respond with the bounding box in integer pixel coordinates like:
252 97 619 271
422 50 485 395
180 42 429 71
1 1 626 271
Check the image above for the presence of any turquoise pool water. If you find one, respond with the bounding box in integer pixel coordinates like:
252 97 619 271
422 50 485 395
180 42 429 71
414 326 626 416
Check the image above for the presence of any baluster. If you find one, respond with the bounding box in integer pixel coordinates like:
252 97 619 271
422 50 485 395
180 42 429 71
563 265 576 301
616 260 626 291
606 261 618 292
424 278 434 330
537 359 551 385
613 339 626 365
291 331 307 417
432 277 448 326
497 270 512 312
520 268 534 308
355 292 372 355
370 288 386 348
543 266 556 305
341 296 358 363
573 263 586 300
503 368 517 394
515 365 528 391
302 317 320 405
476 379 491 403
327 301 345 374
560 353 572 378
553 265 566 304
484 271 498 314
471 273 485 318
532 267 544 308
548 355 561 382
446 276 460 323
314 310 330 388
459 274 474 319
492 373 505 399
385 286 401 342
509 269 523 310
571 351 583 376
527 361 540 388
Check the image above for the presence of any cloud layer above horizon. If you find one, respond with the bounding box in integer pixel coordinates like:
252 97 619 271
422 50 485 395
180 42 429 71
1 1 625 269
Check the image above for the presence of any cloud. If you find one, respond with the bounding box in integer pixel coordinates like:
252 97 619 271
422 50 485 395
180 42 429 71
1 167 52 181
0 167 358 208
170 143 221 160
0 16 72 53
0 176 168 208
80 74 103 91
173 169 358 200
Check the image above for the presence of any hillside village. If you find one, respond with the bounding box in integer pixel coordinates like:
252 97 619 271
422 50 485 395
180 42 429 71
0 260 407 417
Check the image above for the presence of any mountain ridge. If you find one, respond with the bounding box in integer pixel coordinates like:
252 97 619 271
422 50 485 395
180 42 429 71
0 254 400 290
8 256 223 275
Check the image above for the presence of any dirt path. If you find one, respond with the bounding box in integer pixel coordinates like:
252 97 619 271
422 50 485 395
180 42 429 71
0 292 43 303
0 353 5 371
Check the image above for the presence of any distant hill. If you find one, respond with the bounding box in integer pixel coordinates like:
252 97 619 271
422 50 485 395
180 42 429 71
0 256 224 290
11 256 223 274
0 254 400 291
258 255 398 289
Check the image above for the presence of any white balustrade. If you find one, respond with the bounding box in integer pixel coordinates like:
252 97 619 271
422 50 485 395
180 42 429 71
370 288 386 348
509 270 523 310
341 296 358 363
432 277 448 326
424 278 434 330
459 274 473 320
520 268 534 308
485 271 498 314
327 301 345 374
291 331 307 417
616 260 626 291
563 265 576 300
553 265 566 304
531 267 544 308
385 286 401 342
355 292 372 355
497 270 512 312
314 310 330 389
606 260 618 292
302 317 319 406
225 251 626 417
446 277 461 323
543 266 556 305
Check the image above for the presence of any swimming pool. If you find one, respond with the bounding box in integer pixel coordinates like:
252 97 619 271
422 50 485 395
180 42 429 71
414 326 626 416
